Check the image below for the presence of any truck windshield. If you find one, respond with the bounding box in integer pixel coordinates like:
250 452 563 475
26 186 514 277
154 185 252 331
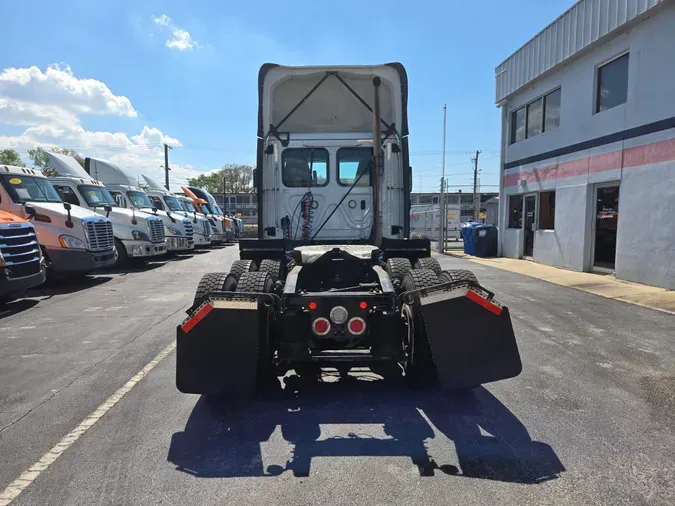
163 196 184 212
0 174 62 203
126 190 153 209
182 200 196 212
78 185 118 208
200 203 213 214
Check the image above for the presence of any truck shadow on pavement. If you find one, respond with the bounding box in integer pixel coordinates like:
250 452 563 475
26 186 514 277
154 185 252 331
168 374 564 483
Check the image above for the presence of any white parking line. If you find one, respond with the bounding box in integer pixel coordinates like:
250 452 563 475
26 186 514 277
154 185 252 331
0 340 177 506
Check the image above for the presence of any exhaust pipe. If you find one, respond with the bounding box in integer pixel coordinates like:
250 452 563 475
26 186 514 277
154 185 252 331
372 77 383 246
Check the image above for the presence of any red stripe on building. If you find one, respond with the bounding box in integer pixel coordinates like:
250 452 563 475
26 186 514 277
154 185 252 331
504 136 675 187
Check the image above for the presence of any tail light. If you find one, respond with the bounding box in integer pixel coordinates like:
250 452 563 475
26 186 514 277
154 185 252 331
312 317 331 336
347 317 366 336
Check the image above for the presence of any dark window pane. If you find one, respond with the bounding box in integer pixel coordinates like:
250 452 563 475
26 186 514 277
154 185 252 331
597 53 629 112
282 148 329 188
511 108 526 143
539 191 555 229
526 98 543 138
508 195 523 228
544 89 561 131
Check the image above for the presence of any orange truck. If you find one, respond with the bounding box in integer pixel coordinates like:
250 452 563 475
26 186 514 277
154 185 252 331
0 210 46 300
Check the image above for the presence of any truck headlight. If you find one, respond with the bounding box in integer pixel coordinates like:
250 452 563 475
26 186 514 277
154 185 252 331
166 226 181 236
59 235 87 249
132 230 150 241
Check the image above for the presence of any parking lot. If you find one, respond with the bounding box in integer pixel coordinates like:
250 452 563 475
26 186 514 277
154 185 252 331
1 245 674 506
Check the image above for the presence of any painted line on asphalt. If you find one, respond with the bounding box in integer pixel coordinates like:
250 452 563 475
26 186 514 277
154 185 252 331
0 340 177 506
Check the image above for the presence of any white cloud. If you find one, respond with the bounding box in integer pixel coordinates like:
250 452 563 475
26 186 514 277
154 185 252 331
0 64 136 118
153 14 200 51
0 64 208 183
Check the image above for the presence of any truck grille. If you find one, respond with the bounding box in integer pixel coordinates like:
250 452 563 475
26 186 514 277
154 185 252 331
148 218 165 243
182 219 194 238
84 219 114 252
0 223 42 279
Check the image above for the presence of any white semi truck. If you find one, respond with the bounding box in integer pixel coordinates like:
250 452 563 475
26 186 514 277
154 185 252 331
0 164 116 278
177 195 222 244
45 152 168 266
84 157 194 254
141 175 212 248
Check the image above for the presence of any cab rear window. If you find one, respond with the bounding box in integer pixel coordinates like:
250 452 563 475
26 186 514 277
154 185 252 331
282 148 329 188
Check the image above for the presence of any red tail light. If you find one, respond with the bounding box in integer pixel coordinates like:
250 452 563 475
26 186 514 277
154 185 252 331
347 317 366 336
312 317 331 336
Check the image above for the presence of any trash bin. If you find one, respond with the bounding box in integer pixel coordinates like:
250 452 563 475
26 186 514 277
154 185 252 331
461 222 482 256
473 224 498 257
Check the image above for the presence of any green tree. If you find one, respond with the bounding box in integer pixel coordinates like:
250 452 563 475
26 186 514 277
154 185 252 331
187 164 254 194
28 147 85 176
0 148 25 167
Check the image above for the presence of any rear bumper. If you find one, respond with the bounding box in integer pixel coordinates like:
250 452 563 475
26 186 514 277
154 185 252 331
0 266 46 295
123 240 167 258
166 237 194 251
47 247 117 273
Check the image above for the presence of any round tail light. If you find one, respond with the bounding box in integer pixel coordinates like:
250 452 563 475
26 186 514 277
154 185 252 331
312 317 331 336
329 305 349 324
347 317 366 336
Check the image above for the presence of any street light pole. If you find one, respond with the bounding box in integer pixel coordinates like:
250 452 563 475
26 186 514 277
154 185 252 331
439 104 447 253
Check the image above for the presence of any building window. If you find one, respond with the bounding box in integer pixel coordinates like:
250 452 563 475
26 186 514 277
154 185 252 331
510 107 526 144
596 53 629 113
539 191 555 230
526 97 543 138
281 148 329 188
544 88 561 131
510 88 561 144
508 195 523 228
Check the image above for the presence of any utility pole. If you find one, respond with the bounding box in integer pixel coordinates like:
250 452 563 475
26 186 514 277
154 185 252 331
163 143 172 190
472 150 481 221
439 104 447 253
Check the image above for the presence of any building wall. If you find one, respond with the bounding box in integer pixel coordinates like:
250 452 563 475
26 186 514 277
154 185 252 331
499 3 675 289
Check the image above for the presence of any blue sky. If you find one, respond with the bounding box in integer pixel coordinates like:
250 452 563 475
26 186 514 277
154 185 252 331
1 0 571 192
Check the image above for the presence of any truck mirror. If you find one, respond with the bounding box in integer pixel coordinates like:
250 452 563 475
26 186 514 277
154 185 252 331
63 202 72 211
25 205 37 220
63 202 74 228
104 205 112 217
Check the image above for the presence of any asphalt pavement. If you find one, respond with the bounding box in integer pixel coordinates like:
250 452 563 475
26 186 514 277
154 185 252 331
1 245 673 505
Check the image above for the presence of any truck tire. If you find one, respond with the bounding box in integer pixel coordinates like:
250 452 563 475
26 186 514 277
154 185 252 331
385 257 412 282
114 238 127 267
229 259 257 281
413 257 442 275
439 269 478 284
235 271 276 386
401 268 439 388
258 259 282 283
192 272 236 309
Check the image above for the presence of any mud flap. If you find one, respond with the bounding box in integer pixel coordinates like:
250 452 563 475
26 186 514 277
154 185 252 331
176 298 261 398
418 287 522 389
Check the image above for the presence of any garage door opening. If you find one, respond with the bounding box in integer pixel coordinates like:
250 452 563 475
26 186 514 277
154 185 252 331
593 185 620 271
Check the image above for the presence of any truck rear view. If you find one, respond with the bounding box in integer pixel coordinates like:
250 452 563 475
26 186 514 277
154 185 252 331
176 63 522 400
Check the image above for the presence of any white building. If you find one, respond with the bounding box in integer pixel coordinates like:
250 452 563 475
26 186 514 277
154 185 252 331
495 0 675 290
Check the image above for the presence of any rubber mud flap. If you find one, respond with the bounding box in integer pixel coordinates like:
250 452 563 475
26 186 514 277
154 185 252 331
418 290 522 389
176 299 260 398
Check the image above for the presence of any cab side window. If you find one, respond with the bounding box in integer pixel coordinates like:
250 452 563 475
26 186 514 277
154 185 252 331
148 196 164 210
53 185 81 206
109 191 127 208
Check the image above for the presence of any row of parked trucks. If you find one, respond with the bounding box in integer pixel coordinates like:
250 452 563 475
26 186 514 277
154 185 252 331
0 152 244 300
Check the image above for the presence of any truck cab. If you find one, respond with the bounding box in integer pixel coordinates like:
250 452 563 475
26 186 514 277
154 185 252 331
176 195 218 245
141 175 212 248
46 152 167 266
184 186 235 242
85 157 194 254
180 187 226 244
0 210 46 299
0 165 117 277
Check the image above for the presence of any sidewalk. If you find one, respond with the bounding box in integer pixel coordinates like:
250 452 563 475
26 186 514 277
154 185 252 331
443 250 675 315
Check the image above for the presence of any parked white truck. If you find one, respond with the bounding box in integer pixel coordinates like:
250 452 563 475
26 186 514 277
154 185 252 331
141 175 212 247
84 157 194 254
0 164 116 278
45 152 168 266
177 195 221 244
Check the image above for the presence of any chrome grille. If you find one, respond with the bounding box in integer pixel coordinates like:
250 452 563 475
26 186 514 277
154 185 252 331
0 223 41 279
182 219 194 238
147 218 165 243
84 220 114 252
